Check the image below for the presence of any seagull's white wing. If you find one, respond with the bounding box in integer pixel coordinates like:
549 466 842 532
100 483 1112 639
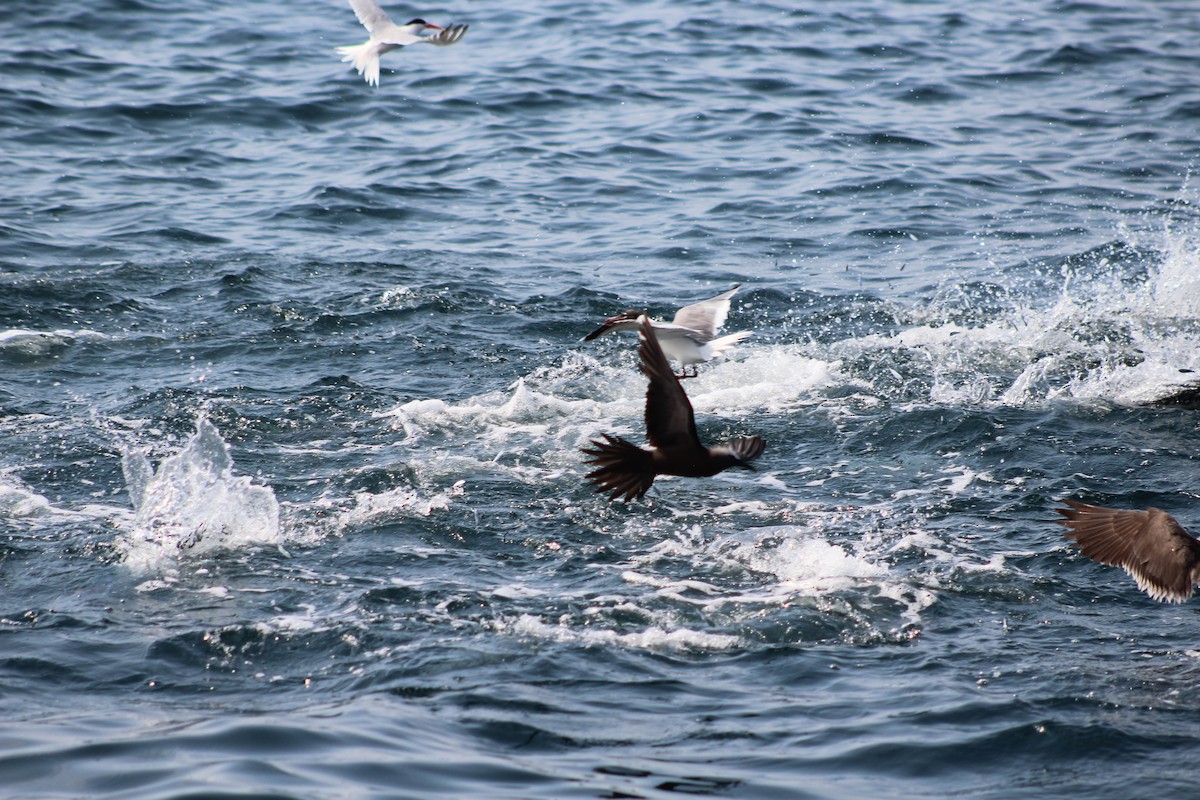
348 0 393 34
648 321 708 345
672 285 739 339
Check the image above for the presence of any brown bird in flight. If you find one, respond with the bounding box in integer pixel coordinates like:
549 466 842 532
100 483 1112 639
1056 498 1200 603
582 315 765 501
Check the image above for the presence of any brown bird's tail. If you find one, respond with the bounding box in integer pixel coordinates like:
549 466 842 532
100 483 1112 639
581 433 656 501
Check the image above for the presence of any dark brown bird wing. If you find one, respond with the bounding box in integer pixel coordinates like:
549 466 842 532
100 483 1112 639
637 316 702 452
1057 499 1200 603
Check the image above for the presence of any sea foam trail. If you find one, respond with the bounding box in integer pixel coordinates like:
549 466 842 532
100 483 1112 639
0 474 54 520
830 227 1200 408
380 348 833 455
119 417 281 573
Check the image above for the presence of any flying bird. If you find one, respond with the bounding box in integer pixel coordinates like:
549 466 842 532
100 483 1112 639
582 315 765 501
337 1 468 87
584 286 751 378
1056 498 1200 603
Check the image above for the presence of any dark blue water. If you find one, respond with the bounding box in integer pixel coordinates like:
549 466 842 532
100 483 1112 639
5 0 1200 797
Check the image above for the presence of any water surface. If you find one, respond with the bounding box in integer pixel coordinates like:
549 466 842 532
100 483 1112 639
4 1 1200 797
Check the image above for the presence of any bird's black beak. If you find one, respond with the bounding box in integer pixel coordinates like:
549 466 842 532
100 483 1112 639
583 311 645 341
583 322 613 341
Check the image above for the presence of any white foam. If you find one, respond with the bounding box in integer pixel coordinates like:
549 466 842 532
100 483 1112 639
622 570 723 598
134 579 176 593
497 613 740 651
0 328 106 360
497 513 932 648
117 417 281 573
1064 358 1200 406
0 328 106 345
679 348 835 414
257 606 319 634
738 533 885 589
490 583 545 599
606 511 936 636
379 368 621 447
376 347 831 490
337 480 464 529
0 471 110 525
0 475 53 519
941 466 990 495
827 223 1200 408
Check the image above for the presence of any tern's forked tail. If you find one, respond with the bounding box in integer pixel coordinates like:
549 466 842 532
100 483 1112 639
337 41 382 87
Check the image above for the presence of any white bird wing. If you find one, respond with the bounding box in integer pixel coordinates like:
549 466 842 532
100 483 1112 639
348 0 393 34
649 321 708 345
671 285 740 339
377 27 424 46
424 23 469 46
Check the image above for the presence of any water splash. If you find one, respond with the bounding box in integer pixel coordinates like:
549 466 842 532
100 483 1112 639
1151 222 1200 318
831 226 1200 408
734 532 887 590
378 348 831 479
118 417 281 573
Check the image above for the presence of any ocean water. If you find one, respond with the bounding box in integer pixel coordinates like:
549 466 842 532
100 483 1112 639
4 0 1200 797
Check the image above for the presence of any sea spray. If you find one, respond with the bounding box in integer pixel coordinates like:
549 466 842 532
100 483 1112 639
119 417 280 573
828 226 1200 408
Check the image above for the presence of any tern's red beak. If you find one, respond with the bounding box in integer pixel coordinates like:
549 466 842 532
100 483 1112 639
426 23 444 30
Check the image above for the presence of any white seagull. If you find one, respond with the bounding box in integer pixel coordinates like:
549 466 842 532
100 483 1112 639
584 286 753 378
337 1 468 87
